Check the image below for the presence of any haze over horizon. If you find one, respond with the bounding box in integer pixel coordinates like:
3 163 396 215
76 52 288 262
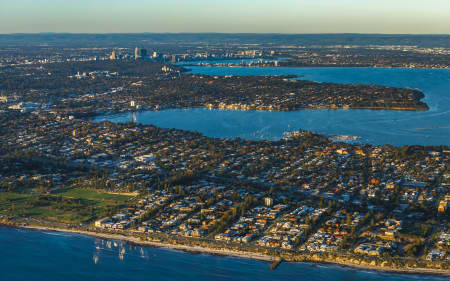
0 0 449 34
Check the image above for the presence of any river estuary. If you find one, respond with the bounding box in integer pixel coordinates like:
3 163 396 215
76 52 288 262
95 67 450 146
9 67 449 280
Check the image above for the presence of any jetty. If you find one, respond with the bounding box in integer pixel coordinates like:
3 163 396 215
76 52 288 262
269 258 283 270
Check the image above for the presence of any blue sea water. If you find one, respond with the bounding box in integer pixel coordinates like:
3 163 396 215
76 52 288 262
95 67 450 146
0 227 447 281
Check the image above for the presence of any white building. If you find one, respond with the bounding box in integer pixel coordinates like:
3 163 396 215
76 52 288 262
265 197 273 207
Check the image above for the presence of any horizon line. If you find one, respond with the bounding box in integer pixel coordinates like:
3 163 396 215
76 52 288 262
1 32 450 36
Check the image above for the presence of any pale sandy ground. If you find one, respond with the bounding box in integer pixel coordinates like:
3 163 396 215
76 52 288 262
19 225 450 276
21 225 274 262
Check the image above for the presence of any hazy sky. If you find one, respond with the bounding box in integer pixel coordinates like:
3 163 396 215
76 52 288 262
0 0 449 34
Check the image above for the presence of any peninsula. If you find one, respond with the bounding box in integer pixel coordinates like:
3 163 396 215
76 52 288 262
0 60 428 118
0 44 448 276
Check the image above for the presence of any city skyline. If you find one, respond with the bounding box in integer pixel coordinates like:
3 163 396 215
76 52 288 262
0 0 449 34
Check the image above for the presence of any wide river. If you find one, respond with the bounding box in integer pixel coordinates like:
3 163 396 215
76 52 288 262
1 227 447 281
95 67 450 146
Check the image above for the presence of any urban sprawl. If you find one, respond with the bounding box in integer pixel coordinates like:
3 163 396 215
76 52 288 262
0 37 448 273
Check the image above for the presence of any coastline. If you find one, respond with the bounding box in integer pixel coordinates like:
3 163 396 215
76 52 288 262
17 224 274 262
184 64 450 70
204 105 429 112
91 103 429 122
8 224 449 277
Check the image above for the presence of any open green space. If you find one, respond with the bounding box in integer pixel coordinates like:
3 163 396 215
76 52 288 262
0 188 133 224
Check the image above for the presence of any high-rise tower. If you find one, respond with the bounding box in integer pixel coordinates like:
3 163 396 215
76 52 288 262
140 48 148 58
109 50 117 60
135 47 140 60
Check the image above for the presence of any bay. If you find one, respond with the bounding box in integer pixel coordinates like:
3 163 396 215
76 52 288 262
95 67 450 146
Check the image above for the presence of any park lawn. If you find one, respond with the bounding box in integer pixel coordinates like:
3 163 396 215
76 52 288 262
55 188 133 205
0 188 134 224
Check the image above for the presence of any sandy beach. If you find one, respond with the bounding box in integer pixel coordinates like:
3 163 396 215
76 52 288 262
15 224 450 276
19 224 275 262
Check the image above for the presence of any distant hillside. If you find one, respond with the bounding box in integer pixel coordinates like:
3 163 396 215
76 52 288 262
0 33 449 48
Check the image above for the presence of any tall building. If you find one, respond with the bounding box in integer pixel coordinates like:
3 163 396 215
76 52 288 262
135 47 148 60
264 197 273 207
153 51 158 58
109 50 117 60
140 48 148 58
135 47 140 60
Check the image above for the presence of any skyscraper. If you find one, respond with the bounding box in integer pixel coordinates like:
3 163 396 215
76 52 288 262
135 47 148 60
109 50 116 60
134 47 140 60
140 48 148 58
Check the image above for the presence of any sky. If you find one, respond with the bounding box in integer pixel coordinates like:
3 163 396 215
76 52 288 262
0 0 449 34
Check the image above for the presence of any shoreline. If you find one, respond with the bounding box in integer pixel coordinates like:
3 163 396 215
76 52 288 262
183 64 450 70
17 224 274 262
91 103 429 123
7 224 449 277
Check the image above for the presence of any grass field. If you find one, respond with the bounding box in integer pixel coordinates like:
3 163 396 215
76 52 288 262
55 188 134 202
0 188 133 224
